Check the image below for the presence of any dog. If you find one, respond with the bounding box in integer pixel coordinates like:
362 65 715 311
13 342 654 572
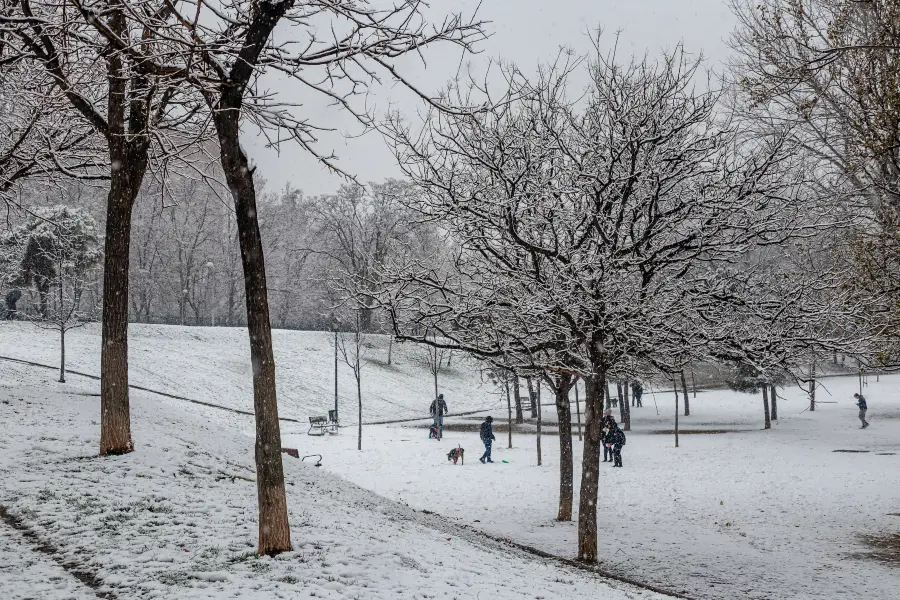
447 446 464 465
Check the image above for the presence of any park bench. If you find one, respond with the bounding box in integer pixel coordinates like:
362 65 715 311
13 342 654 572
307 410 339 436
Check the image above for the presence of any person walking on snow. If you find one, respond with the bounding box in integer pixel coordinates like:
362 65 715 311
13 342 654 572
854 393 869 429
608 420 626 467
479 416 495 463
430 394 448 438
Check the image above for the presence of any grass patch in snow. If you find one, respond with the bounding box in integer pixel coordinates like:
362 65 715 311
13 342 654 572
857 533 900 566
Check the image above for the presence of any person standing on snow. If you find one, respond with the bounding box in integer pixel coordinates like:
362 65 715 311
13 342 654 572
631 381 643 407
853 393 869 429
479 416 495 463
601 410 616 463
608 420 626 467
430 394 448 438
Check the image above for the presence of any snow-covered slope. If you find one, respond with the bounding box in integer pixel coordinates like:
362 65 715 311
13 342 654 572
0 360 665 600
0 322 496 424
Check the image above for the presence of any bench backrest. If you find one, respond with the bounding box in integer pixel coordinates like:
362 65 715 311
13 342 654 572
309 416 327 424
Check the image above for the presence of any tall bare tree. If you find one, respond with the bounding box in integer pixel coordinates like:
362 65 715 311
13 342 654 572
1 0 207 455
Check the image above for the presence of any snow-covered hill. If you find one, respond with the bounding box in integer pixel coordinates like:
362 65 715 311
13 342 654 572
0 360 664 600
0 322 496 425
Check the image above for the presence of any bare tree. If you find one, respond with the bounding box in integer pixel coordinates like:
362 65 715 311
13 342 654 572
337 310 366 452
1 0 208 456
1 205 102 381
369 41 818 561
95 0 484 556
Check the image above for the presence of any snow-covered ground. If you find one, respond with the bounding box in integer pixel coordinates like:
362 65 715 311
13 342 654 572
289 374 900 600
2 321 898 599
0 321 496 424
0 360 665 600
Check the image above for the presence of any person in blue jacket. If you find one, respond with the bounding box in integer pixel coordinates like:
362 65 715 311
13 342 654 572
854 393 869 429
479 416 495 463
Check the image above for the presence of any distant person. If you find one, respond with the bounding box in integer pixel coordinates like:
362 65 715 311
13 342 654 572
601 410 616 463
608 421 626 467
430 393 448 438
479 416 495 463
854 393 869 429
631 381 643 407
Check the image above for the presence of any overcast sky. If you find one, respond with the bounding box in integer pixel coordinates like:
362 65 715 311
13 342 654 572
245 0 737 197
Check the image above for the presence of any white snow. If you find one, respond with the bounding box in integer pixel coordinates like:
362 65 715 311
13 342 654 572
2 321 898 599
0 322 493 425
0 357 662 600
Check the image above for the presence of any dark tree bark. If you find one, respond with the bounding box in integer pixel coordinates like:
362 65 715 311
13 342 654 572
762 385 771 429
617 380 624 419
202 0 295 555
574 377 583 441
526 376 537 418
809 360 816 412
505 376 513 449
680 370 690 416
553 373 574 521
577 370 606 562
513 372 524 424
770 384 778 420
536 378 542 466
623 379 630 407
98 4 154 456
673 376 680 448
621 384 631 431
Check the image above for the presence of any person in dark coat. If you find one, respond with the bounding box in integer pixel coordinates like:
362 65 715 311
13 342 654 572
631 381 643 407
608 421 626 467
854 393 869 429
430 394 449 438
479 416 495 463
601 410 616 463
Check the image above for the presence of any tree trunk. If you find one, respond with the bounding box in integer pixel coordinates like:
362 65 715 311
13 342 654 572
681 371 690 416
617 381 624 421
577 371 606 562
37 280 50 319
513 373 524 424
809 360 816 412
555 374 573 521
606 379 613 410
214 108 291 556
334 330 339 424
673 376 680 448
622 384 631 431
59 326 66 383
762 385 771 429
387 335 393 366
575 378 583 441
770 384 778 420
623 379 630 407
505 376 513 449
99 176 138 456
357 369 362 451
526 376 537 418
536 378 542 466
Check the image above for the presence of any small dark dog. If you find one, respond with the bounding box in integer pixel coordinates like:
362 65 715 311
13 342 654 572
447 446 464 465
